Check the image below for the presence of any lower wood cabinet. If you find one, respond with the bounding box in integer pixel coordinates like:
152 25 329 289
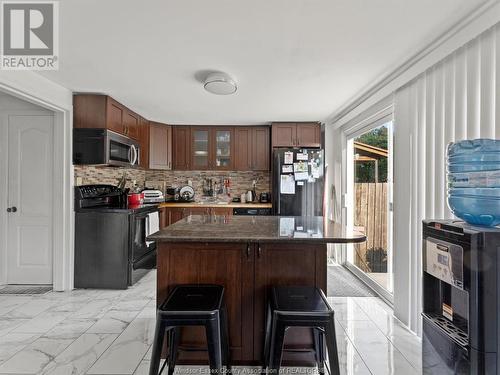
253 242 325 364
157 242 254 362
156 241 326 365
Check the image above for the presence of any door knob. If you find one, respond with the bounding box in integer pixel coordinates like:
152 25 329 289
6 207 11 213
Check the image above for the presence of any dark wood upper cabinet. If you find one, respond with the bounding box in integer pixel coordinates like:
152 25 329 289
139 117 150 169
234 126 270 171
271 123 296 147
149 122 172 170
252 127 270 170
296 122 321 148
123 109 140 140
106 98 124 134
189 127 234 170
172 126 191 170
74 94 142 139
234 127 252 170
191 127 212 170
213 127 234 170
271 122 321 148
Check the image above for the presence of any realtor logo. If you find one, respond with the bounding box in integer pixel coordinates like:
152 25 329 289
1 1 59 70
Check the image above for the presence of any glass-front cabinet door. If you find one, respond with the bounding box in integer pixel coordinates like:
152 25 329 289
214 129 232 169
191 128 210 170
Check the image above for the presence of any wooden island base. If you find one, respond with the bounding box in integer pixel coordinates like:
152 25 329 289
157 241 327 366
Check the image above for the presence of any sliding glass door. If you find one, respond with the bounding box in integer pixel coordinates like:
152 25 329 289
345 120 394 301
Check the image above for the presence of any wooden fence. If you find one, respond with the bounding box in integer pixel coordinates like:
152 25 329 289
354 183 388 273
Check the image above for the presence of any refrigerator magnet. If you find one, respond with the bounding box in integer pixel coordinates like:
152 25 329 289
297 181 305 186
284 151 293 164
282 165 293 173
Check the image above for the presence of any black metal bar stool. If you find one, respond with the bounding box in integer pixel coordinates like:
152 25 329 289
262 286 341 375
149 284 231 375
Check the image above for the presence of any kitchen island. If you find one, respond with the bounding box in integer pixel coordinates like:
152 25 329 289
148 215 365 366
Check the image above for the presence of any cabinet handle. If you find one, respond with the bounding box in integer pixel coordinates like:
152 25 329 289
258 245 262 258
246 244 251 259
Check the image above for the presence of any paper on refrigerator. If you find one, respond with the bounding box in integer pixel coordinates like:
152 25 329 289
280 174 295 194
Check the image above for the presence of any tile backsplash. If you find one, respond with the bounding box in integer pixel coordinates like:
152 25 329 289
74 166 146 189
145 170 270 199
74 166 270 200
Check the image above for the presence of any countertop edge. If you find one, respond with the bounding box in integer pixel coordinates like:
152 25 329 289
148 236 367 244
158 202 272 208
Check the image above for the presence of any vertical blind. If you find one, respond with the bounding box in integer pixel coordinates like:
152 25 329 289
393 23 500 334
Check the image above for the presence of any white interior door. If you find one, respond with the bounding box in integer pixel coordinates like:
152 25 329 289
7 114 54 284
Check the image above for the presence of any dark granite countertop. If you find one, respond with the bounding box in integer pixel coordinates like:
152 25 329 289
147 215 366 244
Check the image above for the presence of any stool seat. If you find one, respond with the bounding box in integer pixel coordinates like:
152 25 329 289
162 285 224 312
263 286 340 375
150 284 231 375
272 286 330 312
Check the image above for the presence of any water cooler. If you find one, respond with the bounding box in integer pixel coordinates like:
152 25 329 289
422 219 500 374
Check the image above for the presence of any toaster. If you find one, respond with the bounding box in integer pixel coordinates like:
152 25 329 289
259 192 270 203
142 189 165 203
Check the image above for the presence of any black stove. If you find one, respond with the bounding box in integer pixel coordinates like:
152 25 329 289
75 184 157 214
74 184 158 289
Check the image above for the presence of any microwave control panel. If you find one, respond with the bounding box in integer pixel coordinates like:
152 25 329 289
425 238 464 289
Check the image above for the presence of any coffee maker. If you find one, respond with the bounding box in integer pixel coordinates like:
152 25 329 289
422 220 500 374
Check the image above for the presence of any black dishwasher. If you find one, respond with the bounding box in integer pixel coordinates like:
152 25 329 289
233 207 272 215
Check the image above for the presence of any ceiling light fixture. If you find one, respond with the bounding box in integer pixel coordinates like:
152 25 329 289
204 72 237 95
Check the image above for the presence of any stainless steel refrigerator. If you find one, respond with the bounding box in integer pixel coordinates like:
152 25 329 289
272 148 324 216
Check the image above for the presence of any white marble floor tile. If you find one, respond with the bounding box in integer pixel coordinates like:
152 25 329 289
328 298 371 322
70 300 113 320
0 318 29 337
0 336 76 374
0 333 40 364
339 320 417 375
86 318 156 374
135 304 156 319
12 311 70 334
109 298 151 312
87 310 140 334
2 299 55 319
44 319 98 339
40 333 117 375
133 359 151 375
335 331 372 375
0 270 423 375
0 297 33 316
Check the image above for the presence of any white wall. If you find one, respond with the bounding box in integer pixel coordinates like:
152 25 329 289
0 72 74 291
394 23 500 334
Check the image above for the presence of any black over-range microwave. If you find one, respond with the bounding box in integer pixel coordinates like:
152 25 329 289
73 129 140 167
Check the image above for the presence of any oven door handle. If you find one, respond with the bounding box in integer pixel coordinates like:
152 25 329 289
145 214 150 237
